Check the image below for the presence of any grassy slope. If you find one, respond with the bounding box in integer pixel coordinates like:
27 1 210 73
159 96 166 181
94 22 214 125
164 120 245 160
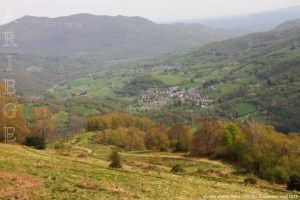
0 133 298 199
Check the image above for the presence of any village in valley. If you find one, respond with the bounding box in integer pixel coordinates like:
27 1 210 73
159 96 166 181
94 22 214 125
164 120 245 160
45 62 226 111
137 86 218 110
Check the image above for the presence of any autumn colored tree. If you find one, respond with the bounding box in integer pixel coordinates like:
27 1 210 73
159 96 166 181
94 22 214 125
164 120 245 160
0 81 29 143
95 126 146 150
86 113 154 132
191 117 223 156
145 124 170 151
32 106 56 142
168 123 191 152
240 122 299 183
125 127 146 150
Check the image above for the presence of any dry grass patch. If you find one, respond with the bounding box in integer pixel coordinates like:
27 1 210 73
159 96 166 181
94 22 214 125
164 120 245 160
0 171 43 199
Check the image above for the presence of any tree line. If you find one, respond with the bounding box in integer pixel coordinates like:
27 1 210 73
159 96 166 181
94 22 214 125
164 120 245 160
87 113 299 185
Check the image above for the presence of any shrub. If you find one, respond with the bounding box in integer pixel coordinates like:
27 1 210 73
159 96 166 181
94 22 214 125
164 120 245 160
109 149 122 168
24 135 46 150
287 174 300 191
244 177 257 185
52 141 65 149
54 144 71 156
77 152 88 158
171 164 185 173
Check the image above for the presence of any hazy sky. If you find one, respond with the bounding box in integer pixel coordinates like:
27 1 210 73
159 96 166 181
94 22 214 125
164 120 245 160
1 0 300 23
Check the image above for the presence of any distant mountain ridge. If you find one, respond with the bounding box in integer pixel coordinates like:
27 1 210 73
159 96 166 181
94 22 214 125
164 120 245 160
0 14 248 59
179 6 300 32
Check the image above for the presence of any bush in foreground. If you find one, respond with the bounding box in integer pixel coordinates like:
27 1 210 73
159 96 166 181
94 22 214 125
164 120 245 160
171 164 185 173
244 177 257 185
24 135 46 150
109 149 122 168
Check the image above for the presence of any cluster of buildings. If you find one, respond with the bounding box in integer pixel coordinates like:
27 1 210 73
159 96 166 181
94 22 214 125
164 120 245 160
139 86 217 110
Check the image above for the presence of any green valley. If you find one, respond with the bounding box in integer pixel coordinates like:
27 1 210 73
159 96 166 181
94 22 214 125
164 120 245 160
47 20 300 132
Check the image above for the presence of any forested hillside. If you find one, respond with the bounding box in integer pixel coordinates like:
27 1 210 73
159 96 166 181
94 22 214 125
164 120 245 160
48 19 300 132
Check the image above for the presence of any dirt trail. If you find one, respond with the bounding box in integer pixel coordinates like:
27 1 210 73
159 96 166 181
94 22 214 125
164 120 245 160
121 152 234 172
74 146 93 154
67 140 233 173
